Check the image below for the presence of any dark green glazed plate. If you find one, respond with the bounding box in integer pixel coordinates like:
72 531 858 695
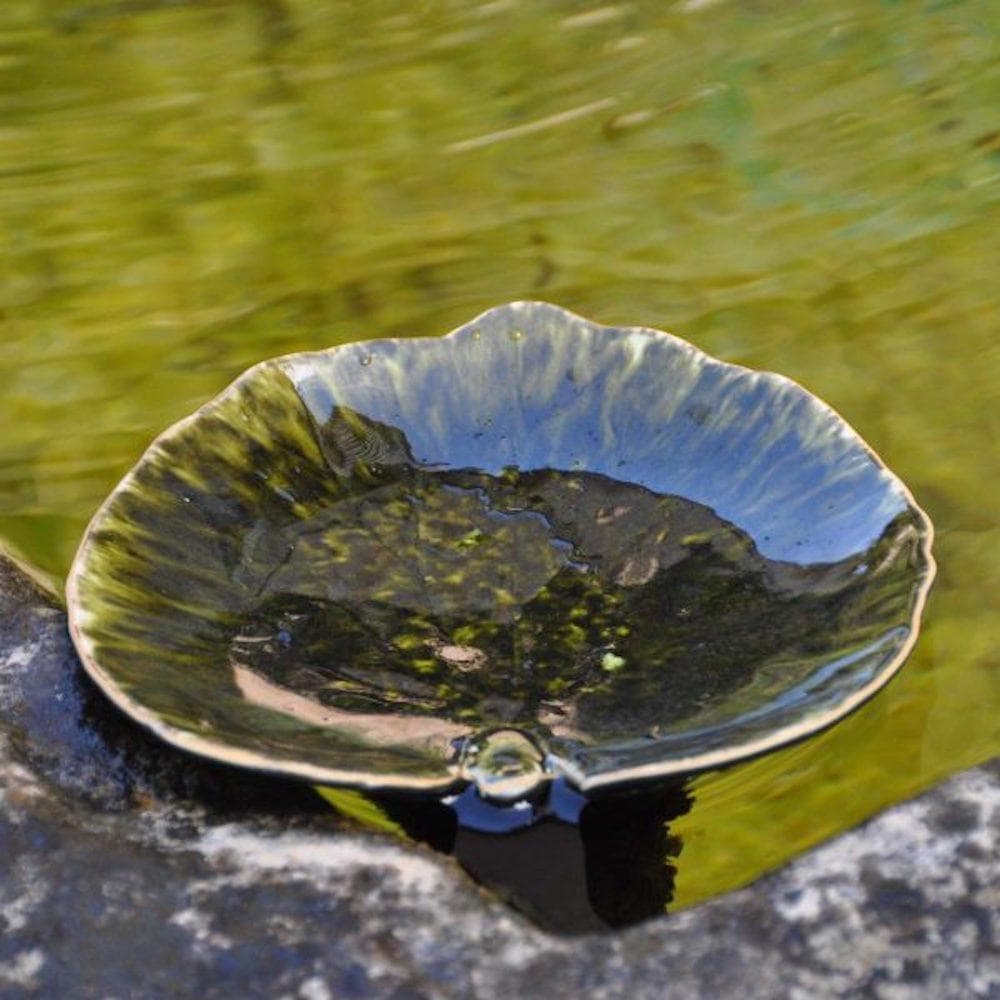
66 302 934 799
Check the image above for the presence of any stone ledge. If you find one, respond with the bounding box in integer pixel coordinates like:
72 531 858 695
1 552 996 999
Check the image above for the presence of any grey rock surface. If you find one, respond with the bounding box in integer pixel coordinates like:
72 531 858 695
1 552 997 999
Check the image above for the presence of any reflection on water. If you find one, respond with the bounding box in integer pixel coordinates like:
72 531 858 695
227 405 924 793
2 0 997 909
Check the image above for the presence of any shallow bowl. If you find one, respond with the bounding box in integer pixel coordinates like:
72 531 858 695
67 302 934 799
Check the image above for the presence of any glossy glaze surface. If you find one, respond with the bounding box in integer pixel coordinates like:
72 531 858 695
67 303 933 795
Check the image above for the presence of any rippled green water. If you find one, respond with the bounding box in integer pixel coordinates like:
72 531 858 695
1 0 997 909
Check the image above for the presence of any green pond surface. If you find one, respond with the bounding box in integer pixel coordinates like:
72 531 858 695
1 0 997 910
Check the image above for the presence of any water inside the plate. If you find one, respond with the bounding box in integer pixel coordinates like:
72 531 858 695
228 460 915 781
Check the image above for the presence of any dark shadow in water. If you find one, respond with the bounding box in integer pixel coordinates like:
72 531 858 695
369 779 694 935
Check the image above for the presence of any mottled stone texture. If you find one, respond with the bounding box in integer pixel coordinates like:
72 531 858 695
1 553 996 999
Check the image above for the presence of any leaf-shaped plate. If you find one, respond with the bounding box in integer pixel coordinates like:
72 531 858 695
67 302 934 798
